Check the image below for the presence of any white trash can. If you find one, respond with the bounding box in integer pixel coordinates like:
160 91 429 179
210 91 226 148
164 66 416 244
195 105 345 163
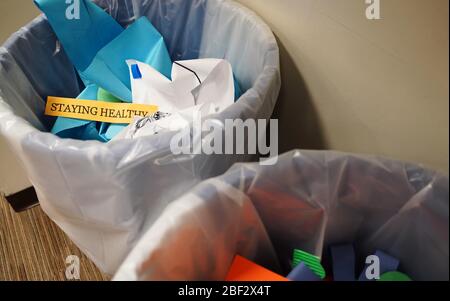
114 150 449 281
0 0 280 274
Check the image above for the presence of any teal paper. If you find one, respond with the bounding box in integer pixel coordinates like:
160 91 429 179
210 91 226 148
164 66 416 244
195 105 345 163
80 17 172 102
104 124 128 141
34 0 123 73
56 122 108 143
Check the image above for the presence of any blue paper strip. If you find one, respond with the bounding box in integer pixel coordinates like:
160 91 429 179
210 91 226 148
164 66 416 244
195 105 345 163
331 244 356 281
131 64 142 79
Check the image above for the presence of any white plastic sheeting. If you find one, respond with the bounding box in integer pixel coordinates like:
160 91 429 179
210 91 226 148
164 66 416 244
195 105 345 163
114 150 449 281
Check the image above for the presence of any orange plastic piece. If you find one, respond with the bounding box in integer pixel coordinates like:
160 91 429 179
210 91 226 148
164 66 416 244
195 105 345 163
226 255 289 281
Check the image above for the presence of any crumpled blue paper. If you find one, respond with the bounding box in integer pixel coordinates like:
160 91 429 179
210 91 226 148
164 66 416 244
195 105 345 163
79 16 172 102
35 0 172 141
34 0 123 73
331 244 356 281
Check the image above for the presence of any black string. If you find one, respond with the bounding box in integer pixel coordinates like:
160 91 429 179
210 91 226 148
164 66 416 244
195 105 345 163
174 61 202 85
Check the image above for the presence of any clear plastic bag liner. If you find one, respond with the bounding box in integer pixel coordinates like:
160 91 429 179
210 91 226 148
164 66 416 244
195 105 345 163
0 0 280 274
114 151 449 281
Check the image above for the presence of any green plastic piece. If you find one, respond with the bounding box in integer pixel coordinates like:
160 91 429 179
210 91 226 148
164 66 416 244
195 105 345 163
97 87 123 103
293 249 326 279
378 271 412 281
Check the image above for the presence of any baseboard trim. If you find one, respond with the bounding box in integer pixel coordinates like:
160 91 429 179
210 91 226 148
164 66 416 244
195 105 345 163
4 187 39 212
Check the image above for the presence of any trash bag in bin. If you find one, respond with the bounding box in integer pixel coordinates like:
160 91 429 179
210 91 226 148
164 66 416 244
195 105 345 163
0 0 280 274
114 150 449 281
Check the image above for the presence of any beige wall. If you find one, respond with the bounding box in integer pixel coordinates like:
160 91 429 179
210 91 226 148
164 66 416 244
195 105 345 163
238 0 449 172
0 0 40 195
0 0 448 195
0 0 40 43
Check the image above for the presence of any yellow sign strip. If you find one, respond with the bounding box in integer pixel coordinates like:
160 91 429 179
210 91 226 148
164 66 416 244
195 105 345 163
45 96 159 124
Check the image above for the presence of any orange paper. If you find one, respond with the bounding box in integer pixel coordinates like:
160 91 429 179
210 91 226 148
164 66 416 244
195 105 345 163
226 255 289 282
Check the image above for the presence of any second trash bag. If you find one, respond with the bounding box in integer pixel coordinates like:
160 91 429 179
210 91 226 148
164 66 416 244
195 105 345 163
0 0 280 274
114 151 449 281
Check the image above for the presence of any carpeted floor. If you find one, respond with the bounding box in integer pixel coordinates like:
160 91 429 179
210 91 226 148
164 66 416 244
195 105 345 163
0 195 109 281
